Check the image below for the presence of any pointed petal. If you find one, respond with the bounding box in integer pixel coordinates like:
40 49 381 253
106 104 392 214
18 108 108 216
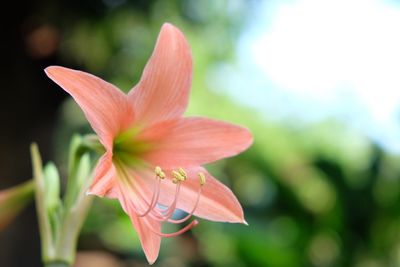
142 117 253 168
128 23 192 127
129 212 161 264
117 181 161 264
45 66 134 149
158 167 245 223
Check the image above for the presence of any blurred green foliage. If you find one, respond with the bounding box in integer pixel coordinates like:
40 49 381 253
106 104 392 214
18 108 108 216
35 0 400 266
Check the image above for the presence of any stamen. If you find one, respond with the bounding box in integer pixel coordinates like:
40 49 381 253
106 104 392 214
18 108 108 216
154 179 181 219
136 178 161 217
178 167 187 180
116 163 201 238
136 167 169 217
167 185 202 224
115 161 162 218
199 172 206 186
157 172 204 224
145 219 199 238
155 166 166 179
132 169 183 222
172 170 185 182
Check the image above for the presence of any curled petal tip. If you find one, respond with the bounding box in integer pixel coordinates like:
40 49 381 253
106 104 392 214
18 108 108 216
242 127 254 148
44 67 50 74
243 219 249 226
145 251 159 265
159 22 186 39
161 22 177 30
44 65 62 76
162 22 173 27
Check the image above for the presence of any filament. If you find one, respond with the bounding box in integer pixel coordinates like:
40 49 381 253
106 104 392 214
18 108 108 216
115 163 205 238
145 218 199 238
136 177 161 217
166 186 202 224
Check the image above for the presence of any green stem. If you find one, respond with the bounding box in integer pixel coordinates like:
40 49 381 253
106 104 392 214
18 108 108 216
45 261 70 267
32 139 99 266
31 144 55 261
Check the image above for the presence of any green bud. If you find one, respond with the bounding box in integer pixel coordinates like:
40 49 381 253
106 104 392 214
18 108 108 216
43 162 61 213
75 153 91 191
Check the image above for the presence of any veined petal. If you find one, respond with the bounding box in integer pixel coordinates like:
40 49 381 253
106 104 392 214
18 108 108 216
142 117 253 168
128 23 192 127
117 180 161 264
156 167 245 223
130 212 161 264
87 152 118 198
45 66 134 149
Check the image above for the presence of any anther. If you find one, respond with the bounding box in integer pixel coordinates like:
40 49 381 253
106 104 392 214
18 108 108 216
198 172 206 186
155 166 166 179
178 167 187 180
172 170 185 182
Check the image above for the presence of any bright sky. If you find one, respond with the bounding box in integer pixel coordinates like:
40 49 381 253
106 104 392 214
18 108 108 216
217 0 400 153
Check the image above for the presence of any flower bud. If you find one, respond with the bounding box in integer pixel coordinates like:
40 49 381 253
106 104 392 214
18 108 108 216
43 162 61 213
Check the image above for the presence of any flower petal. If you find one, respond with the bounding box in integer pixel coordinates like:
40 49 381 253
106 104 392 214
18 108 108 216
45 66 133 149
130 213 161 264
141 117 253 168
128 23 192 127
117 181 161 264
87 153 118 198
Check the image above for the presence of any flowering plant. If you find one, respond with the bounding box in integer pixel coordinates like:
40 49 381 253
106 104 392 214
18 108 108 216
0 23 252 266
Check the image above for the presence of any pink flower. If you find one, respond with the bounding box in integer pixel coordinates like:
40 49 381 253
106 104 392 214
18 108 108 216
45 23 252 264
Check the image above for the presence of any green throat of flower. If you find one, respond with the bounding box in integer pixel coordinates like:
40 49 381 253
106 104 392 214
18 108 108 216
112 128 152 167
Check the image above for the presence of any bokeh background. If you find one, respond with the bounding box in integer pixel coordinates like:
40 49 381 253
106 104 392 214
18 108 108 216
2 0 400 266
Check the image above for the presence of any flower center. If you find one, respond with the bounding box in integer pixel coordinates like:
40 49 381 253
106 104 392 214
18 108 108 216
112 128 205 238
112 128 152 167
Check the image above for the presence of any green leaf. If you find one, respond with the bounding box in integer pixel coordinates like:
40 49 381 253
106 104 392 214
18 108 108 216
0 179 34 230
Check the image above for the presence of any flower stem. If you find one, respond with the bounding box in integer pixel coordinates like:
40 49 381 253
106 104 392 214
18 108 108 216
31 143 55 261
32 138 98 266
45 261 70 267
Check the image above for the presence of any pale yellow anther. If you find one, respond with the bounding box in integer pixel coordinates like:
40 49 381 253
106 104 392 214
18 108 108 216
155 166 166 179
198 172 206 186
178 167 187 180
172 178 179 184
155 166 162 175
172 170 185 182
159 171 166 179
